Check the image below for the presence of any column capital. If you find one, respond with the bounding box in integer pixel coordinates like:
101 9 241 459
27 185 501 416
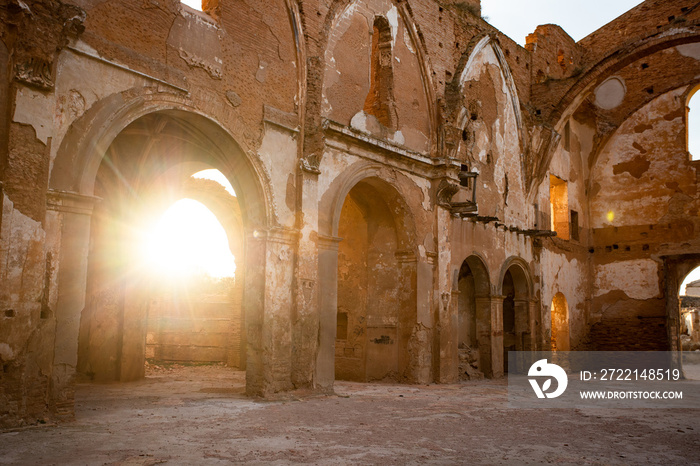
395 250 417 264
317 234 342 251
247 227 300 245
46 190 101 215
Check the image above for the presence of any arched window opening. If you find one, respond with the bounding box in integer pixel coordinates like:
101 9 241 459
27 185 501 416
551 292 570 351
363 17 396 129
680 266 700 353
192 169 236 196
180 0 202 11
688 88 700 161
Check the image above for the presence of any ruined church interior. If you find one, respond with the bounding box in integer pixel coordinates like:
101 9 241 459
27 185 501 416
1 0 699 463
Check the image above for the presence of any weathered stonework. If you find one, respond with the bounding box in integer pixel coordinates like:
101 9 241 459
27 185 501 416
1 0 700 428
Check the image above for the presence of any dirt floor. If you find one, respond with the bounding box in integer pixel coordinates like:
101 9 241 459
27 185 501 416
1 363 699 465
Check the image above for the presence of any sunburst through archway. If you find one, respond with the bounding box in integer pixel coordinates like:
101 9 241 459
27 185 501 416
138 170 237 281
142 198 236 279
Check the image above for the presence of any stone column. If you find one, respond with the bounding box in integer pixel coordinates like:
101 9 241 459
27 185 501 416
514 298 535 351
315 234 341 391
291 166 320 388
529 299 540 351
396 251 419 382
435 290 459 383
489 295 505 378
46 190 99 418
412 253 434 384
435 205 458 383
244 230 267 396
245 227 299 396
474 296 492 377
118 277 149 382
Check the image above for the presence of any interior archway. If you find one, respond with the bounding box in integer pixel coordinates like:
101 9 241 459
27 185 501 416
680 266 700 350
75 112 253 383
550 292 570 351
679 265 700 380
500 261 532 374
457 255 491 379
334 177 416 382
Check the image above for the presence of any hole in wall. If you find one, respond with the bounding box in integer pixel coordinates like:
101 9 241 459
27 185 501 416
687 87 700 161
180 0 202 11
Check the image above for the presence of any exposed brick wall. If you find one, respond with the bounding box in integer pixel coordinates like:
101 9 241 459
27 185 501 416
580 317 668 351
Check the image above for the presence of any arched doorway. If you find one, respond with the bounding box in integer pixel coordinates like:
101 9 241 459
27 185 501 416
500 259 533 374
334 177 416 382
75 113 250 382
139 181 244 370
680 267 700 349
457 255 491 379
550 292 570 351
679 266 700 380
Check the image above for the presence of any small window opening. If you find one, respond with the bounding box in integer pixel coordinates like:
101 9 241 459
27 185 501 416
337 311 348 340
688 88 700 161
549 175 569 240
181 0 202 11
570 210 579 241
563 121 571 152
459 164 470 187
363 17 396 129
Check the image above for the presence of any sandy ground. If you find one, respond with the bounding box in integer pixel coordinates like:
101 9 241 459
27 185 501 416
1 364 699 465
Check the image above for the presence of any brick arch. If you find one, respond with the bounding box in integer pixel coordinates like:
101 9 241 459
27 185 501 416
450 35 523 145
308 0 437 158
457 253 491 297
316 161 423 387
552 30 700 130
50 90 271 231
321 161 417 253
497 256 533 299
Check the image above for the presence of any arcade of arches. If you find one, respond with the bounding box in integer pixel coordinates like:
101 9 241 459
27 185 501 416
2 0 700 427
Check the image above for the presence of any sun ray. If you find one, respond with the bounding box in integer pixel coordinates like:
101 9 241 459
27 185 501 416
139 198 236 281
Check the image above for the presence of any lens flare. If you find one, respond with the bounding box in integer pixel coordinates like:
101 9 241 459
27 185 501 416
140 199 235 280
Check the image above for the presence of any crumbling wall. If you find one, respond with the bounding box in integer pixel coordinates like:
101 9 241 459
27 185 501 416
453 36 528 229
146 277 238 364
534 112 594 351
587 87 698 350
322 0 431 153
